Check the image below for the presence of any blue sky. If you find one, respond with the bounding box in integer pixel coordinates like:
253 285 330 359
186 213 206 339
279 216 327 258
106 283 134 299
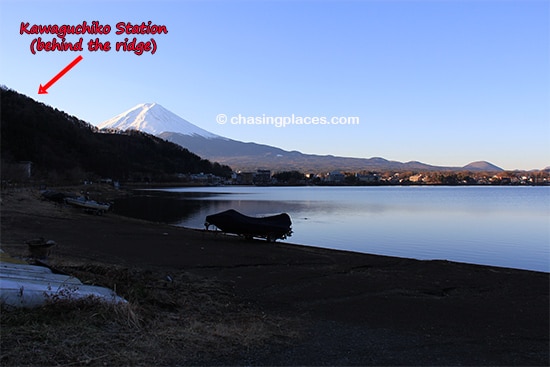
1 0 548 170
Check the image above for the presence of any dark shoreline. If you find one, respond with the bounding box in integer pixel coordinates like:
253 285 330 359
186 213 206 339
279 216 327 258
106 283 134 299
1 186 548 365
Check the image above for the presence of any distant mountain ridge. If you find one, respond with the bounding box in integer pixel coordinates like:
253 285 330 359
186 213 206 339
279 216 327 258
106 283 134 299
99 103 505 173
462 161 504 172
158 132 455 172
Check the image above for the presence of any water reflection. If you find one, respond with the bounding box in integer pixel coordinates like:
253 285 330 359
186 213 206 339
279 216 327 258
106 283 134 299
113 193 205 223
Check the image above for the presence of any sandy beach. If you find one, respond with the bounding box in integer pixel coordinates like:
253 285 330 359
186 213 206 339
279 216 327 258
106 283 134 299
1 185 548 366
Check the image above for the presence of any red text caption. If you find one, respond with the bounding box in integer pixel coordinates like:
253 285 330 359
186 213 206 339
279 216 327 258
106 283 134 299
20 21 168 55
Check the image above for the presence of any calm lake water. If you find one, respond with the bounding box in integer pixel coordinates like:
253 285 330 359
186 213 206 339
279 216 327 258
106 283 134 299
113 186 550 272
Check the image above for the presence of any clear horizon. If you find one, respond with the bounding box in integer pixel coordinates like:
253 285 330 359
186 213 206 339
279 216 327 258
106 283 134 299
1 0 548 171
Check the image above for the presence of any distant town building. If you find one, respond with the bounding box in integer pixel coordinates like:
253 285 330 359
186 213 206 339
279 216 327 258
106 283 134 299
408 174 424 183
236 171 255 185
1 161 33 182
253 170 272 185
325 171 345 183
356 173 379 183
190 173 221 185
19 161 32 179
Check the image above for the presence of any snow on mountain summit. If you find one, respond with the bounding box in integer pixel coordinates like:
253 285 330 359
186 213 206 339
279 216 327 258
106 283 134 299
97 103 219 138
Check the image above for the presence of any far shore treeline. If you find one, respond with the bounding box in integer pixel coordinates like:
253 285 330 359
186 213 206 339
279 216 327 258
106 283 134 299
268 169 549 186
1 86 548 187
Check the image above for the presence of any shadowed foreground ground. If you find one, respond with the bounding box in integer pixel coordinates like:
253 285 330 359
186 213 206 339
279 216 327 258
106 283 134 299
1 186 548 366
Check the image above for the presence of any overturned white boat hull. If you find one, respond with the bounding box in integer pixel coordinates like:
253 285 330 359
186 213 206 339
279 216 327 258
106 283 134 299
0 261 126 308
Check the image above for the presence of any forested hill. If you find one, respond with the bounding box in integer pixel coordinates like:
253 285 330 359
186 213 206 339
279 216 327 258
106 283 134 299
0 87 233 183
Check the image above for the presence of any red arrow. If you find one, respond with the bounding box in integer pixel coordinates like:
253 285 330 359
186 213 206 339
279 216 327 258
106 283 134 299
38 55 83 94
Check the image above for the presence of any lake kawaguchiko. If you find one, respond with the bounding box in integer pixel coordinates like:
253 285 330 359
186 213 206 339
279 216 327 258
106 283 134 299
112 186 550 273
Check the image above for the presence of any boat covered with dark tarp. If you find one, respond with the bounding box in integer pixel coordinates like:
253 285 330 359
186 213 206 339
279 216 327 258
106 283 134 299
205 209 292 242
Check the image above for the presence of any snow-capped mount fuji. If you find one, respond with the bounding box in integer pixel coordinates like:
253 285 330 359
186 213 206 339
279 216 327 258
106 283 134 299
98 103 220 138
98 103 503 172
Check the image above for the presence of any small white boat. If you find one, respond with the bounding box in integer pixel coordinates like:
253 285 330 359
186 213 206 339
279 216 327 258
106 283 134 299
0 260 126 308
65 196 111 214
